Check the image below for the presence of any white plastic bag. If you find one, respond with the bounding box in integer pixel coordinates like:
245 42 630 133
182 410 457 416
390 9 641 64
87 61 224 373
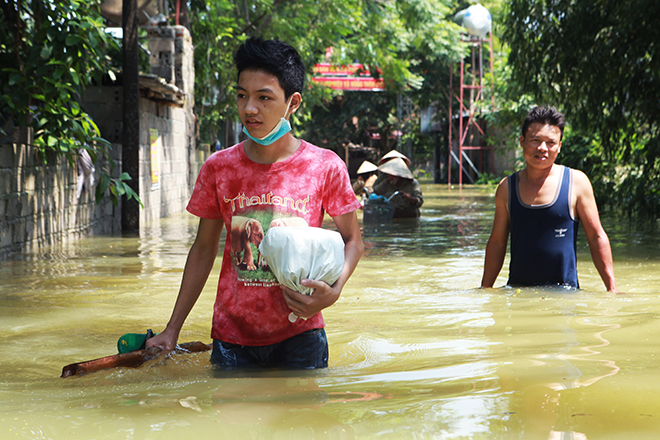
258 226 345 322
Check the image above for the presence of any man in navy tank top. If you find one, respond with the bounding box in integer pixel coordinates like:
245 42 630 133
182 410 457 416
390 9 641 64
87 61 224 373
481 106 618 291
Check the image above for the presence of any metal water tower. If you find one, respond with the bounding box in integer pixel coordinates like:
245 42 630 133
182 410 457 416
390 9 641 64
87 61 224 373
448 4 494 186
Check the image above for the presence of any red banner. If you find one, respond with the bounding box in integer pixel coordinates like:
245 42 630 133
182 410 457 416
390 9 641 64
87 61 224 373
311 76 385 91
313 63 372 76
312 63 385 91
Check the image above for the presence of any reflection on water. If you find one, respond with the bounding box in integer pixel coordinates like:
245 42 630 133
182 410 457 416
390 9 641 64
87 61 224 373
2 184 660 439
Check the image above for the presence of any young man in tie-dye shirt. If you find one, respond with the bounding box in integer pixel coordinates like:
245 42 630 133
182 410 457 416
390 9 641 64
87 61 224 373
147 38 364 369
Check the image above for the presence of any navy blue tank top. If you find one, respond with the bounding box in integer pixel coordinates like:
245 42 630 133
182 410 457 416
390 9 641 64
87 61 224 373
508 166 579 288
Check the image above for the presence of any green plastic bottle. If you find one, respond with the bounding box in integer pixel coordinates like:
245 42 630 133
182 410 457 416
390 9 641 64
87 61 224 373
117 329 157 353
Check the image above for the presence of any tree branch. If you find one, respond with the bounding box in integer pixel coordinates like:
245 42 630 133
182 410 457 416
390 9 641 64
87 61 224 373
240 0 288 35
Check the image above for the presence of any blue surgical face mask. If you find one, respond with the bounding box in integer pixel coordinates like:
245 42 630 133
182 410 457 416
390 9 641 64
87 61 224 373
242 98 293 146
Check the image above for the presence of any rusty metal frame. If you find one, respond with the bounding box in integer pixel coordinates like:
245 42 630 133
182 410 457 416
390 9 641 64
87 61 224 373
448 32 495 186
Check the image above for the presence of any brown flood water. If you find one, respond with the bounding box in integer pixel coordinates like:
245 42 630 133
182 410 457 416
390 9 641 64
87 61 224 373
1 184 660 439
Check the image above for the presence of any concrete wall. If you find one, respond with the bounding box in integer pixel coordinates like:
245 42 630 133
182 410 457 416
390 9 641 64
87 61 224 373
0 25 201 260
78 87 196 226
79 24 200 227
138 25 198 224
138 100 193 223
0 131 121 259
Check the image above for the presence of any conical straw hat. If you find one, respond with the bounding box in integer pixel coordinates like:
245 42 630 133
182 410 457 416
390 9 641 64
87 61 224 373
378 149 411 167
378 157 413 179
356 160 378 174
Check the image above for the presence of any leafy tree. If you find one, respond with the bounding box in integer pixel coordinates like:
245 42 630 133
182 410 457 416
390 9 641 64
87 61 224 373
503 0 660 218
189 0 364 146
189 0 468 154
296 0 468 160
0 0 139 205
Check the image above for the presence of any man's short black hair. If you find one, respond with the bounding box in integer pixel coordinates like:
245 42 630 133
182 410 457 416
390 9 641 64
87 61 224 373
234 37 305 99
521 106 566 139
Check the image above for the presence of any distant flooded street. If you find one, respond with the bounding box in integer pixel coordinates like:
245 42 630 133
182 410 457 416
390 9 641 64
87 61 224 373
2 184 660 439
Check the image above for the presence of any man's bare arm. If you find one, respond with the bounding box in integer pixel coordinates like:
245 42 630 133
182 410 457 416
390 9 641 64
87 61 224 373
573 170 618 292
146 218 224 351
481 178 510 288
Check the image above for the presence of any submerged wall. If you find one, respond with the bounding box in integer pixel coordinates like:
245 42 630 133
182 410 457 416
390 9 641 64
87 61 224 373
81 83 198 226
0 131 121 258
0 26 203 260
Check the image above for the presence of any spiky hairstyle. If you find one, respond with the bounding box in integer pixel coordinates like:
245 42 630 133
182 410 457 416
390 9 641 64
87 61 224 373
234 37 305 99
522 106 566 139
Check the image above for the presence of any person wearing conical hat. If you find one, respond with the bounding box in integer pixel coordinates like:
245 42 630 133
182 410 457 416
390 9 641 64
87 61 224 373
373 149 411 189
352 160 379 196
372 157 423 218
377 149 411 167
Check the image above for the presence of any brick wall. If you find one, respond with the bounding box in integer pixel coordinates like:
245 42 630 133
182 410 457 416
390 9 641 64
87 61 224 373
138 99 195 223
0 25 204 259
0 133 121 259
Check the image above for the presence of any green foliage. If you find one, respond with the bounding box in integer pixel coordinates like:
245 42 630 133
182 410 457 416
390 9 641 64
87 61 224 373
96 170 143 208
304 91 400 151
503 0 660 219
413 167 430 181
189 0 469 147
297 0 471 157
189 0 368 143
0 0 136 206
474 172 500 185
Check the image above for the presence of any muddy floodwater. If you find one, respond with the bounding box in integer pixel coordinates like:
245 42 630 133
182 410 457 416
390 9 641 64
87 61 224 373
2 184 660 439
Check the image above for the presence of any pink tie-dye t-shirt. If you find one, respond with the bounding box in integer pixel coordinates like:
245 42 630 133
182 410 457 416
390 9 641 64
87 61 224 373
187 140 361 346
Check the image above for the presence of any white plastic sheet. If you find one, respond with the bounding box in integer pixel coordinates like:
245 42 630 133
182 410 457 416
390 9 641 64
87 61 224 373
259 226 345 294
259 226 345 322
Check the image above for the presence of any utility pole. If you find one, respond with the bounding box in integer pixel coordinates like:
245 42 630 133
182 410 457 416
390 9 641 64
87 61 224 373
122 0 140 231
